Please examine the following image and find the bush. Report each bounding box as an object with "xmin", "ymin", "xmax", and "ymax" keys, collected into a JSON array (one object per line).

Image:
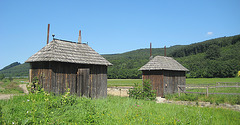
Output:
[{"xmin": 128, "ymin": 80, "xmax": 156, "ymax": 100}]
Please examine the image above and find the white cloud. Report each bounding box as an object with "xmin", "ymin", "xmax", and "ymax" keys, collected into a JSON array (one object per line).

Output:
[{"xmin": 207, "ymin": 32, "xmax": 213, "ymax": 35}]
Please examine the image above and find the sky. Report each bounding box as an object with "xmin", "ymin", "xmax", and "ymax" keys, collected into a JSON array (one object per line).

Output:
[{"xmin": 0, "ymin": 0, "xmax": 240, "ymax": 69}]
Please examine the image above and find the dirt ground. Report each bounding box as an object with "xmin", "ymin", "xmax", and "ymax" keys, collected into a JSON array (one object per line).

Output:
[{"xmin": 107, "ymin": 87, "xmax": 133, "ymax": 97}]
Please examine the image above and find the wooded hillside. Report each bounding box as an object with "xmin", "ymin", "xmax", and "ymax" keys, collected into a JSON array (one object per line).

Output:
[
  {"xmin": 173, "ymin": 35, "xmax": 240, "ymax": 78},
  {"xmin": 1, "ymin": 34, "xmax": 239, "ymax": 78}
]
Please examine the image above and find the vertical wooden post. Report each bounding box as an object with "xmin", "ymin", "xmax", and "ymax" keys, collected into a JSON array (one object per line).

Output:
[
  {"xmin": 206, "ymin": 85, "xmax": 209, "ymax": 97},
  {"xmin": 164, "ymin": 46, "xmax": 166, "ymax": 56},
  {"xmin": 47, "ymin": 24, "xmax": 50, "ymax": 44},
  {"xmin": 150, "ymin": 42, "xmax": 152, "ymax": 57}
]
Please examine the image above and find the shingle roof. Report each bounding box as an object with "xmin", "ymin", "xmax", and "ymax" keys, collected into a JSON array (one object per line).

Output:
[
  {"xmin": 139, "ymin": 56, "xmax": 189, "ymax": 71},
  {"xmin": 25, "ymin": 39, "xmax": 112, "ymax": 66}
]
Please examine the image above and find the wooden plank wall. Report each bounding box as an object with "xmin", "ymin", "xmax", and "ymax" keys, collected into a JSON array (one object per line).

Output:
[
  {"xmin": 29, "ymin": 61, "xmax": 108, "ymax": 98},
  {"xmin": 163, "ymin": 71, "xmax": 186, "ymax": 95},
  {"xmin": 142, "ymin": 70, "xmax": 186, "ymax": 97},
  {"xmin": 142, "ymin": 70, "xmax": 164, "ymax": 97},
  {"xmin": 89, "ymin": 65, "xmax": 107, "ymax": 98},
  {"xmin": 77, "ymin": 68, "xmax": 90, "ymax": 97}
]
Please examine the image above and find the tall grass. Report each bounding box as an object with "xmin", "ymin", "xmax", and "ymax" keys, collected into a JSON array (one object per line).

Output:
[{"xmin": 1, "ymin": 92, "xmax": 240, "ymax": 124}]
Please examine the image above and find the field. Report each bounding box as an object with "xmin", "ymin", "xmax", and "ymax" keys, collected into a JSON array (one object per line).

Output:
[
  {"xmin": 1, "ymin": 92, "xmax": 240, "ymax": 124},
  {"xmin": 0, "ymin": 78, "xmax": 240, "ymax": 124},
  {"xmin": 0, "ymin": 78, "xmax": 27, "ymax": 94},
  {"xmin": 108, "ymin": 78, "xmax": 240, "ymax": 105},
  {"xmin": 107, "ymin": 79, "xmax": 142, "ymax": 87},
  {"xmin": 108, "ymin": 78, "xmax": 240, "ymax": 86}
]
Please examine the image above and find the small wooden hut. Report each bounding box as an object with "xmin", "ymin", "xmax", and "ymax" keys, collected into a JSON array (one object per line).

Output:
[
  {"xmin": 26, "ymin": 38, "xmax": 112, "ymax": 98},
  {"xmin": 139, "ymin": 56, "xmax": 188, "ymax": 97}
]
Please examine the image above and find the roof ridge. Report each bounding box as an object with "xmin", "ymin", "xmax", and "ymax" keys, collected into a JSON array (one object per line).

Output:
[{"xmin": 53, "ymin": 38, "xmax": 88, "ymax": 45}]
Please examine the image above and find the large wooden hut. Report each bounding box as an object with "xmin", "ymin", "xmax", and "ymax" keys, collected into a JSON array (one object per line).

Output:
[
  {"xmin": 26, "ymin": 38, "xmax": 112, "ymax": 98},
  {"xmin": 139, "ymin": 56, "xmax": 188, "ymax": 97}
]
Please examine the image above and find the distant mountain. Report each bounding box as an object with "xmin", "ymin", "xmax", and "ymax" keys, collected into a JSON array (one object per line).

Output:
[
  {"xmin": 1, "ymin": 34, "xmax": 239, "ymax": 78},
  {"xmin": 0, "ymin": 63, "xmax": 30, "ymax": 77},
  {"xmin": 0, "ymin": 62, "xmax": 21, "ymax": 71}
]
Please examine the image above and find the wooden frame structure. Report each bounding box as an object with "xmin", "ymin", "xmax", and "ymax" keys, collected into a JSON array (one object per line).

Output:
[
  {"xmin": 139, "ymin": 56, "xmax": 188, "ymax": 97},
  {"xmin": 26, "ymin": 39, "xmax": 112, "ymax": 98}
]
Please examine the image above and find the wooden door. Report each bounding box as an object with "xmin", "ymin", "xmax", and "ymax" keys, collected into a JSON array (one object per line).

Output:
[{"xmin": 77, "ymin": 68, "xmax": 90, "ymax": 97}]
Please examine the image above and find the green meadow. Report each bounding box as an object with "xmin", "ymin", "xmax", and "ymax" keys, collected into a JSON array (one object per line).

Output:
[
  {"xmin": 107, "ymin": 78, "xmax": 240, "ymax": 86},
  {"xmin": 0, "ymin": 78, "xmax": 239, "ymax": 124},
  {"xmin": 1, "ymin": 92, "xmax": 240, "ymax": 124}
]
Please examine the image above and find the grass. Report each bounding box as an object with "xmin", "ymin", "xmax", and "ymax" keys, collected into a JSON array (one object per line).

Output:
[
  {"xmin": 107, "ymin": 79, "xmax": 142, "ymax": 87},
  {"xmin": 186, "ymin": 77, "xmax": 240, "ymax": 84},
  {"xmin": 107, "ymin": 77, "xmax": 240, "ymax": 87},
  {"xmin": 108, "ymin": 78, "xmax": 240, "ymax": 105},
  {"xmin": 1, "ymin": 92, "xmax": 240, "ymax": 124},
  {"xmin": 0, "ymin": 78, "xmax": 27, "ymax": 94}
]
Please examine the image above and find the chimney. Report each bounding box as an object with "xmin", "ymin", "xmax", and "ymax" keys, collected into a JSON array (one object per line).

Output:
[
  {"xmin": 78, "ymin": 30, "xmax": 82, "ymax": 43},
  {"xmin": 150, "ymin": 42, "xmax": 152, "ymax": 57},
  {"xmin": 47, "ymin": 24, "xmax": 50, "ymax": 44},
  {"xmin": 164, "ymin": 46, "xmax": 166, "ymax": 56},
  {"xmin": 149, "ymin": 42, "xmax": 153, "ymax": 60}
]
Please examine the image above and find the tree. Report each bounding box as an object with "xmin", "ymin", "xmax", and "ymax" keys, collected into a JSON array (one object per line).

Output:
[
  {"xmin": 205, "ymin": 45, "xmax": 220, "ymax": 60},
  {"xmin": 0, "ymin": 74, "xmax": 5, "ymax": 81}
]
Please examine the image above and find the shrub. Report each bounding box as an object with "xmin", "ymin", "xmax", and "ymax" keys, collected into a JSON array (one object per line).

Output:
[{"xmin": 128, "ymin": 80, "xmax": 156, "ymax": 100}]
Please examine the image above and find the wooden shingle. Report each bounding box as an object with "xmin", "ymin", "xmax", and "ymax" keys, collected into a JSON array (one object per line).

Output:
[
  {"xmin": 26, "ymin": 39, "xmax": 112, "ymax": 66},
  {"xmin": 139, "ymin": 56, "xmax": 188, "ymax": 71}
]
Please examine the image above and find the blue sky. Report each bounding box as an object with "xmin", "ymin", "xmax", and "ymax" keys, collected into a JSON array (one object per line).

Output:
[{"xmin": 0, "ymin": 0, "xmax": 239, "ymax": 69}]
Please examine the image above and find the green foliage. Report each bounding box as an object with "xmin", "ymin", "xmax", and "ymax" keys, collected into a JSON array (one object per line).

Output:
[
  {"xmin": 0, "ymin": 63, "xmax": 30, "ymax": 77},
  {"xmin": 104, "ymin": 45, "xmax": 185, "ymax": 79},
  {"xmin": 128, "ymin": 80, "xmax": 156, "ymax": 100},
  {"xmin": 1, "ymin": 34, "xmax": 240, "ymax": 79},
  {"xmin": 1, "ymin": 94, "xmax": 240, "ymax": 124},
  {"xmin": 205, "ymin": 44, "xmax": 220, "ymax": 60},
  {"xmin": 0, "ymin": 74, "xmax": 4, "ymax": 81},
  {"xmin": 173, "ymin": 35, "xmax": 240, "ymax": 78}
]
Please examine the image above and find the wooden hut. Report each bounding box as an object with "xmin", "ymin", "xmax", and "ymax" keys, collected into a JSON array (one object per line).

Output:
[
  {"xmin": 25, "ymin": 38, "xmax": 112, "ymax": 98},
  {"xmin": 139, "ymin": 56, "xmax": 188, "ymax": 97}
]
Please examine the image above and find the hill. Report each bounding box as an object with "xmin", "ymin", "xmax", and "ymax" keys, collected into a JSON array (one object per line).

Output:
[
  {"xmin": 1, "ymin": 34, "xmax": 240, "ymax": 78},
  {"xmin": 103, "ymin": 45, "xmax": 185, "ymax": 78},
  {"xmin": 0, "ymin": 63, "xmax": 30, "ymax": 77},
  {"xmin": 171, "ymin": 34, "xmax": 240, "ymax": 78},
  {"xmin": 0, "ymin": 62, "xmax": 21, "ymax": 71}
]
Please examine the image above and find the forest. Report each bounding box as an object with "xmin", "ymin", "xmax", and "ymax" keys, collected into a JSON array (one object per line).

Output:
[{"xmin": 0, "ymin": 34, "xmax": 239, "ymax": 78}]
